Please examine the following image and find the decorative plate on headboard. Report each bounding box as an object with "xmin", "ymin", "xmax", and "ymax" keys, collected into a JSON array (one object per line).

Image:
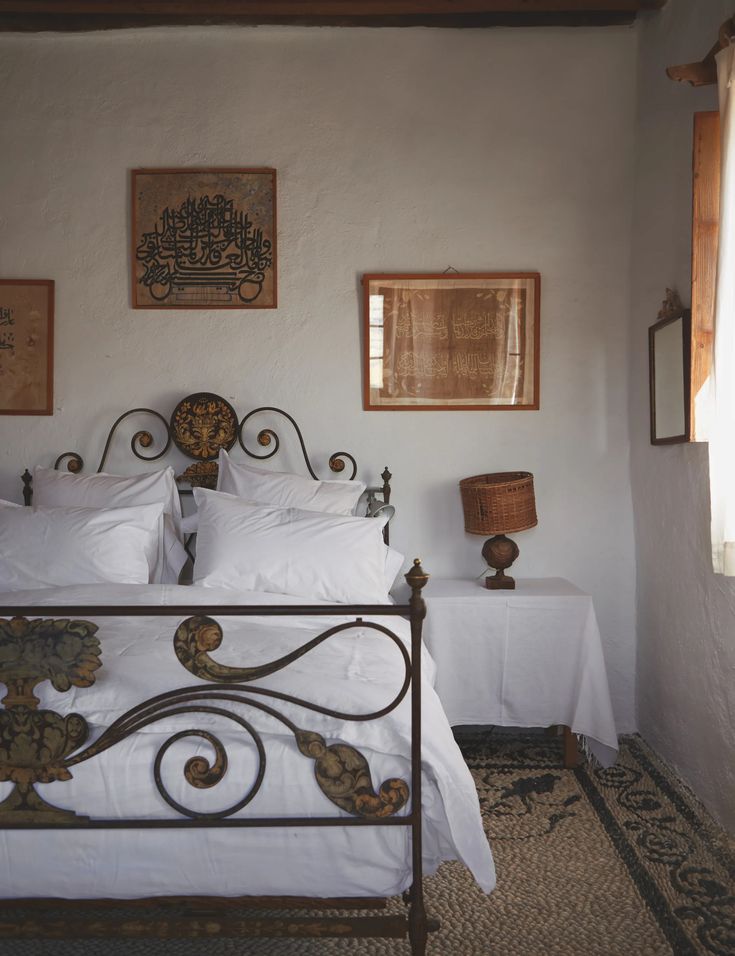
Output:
[
  {"xmin": 171, "ymin": 392, "xmax": 238, "ymax": 489},
  {"xmin": 170, "ymin": 392, "xmax": 238, "ymax": 461}
]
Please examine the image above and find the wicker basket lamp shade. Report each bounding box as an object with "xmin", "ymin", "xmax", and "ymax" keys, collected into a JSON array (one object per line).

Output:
[{"xmin": 459, "ymin": 473, "xmax": 537, "ymax": 590}]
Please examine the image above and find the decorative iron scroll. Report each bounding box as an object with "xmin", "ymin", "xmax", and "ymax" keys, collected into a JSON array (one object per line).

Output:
[
  {"xmin": 238, "ymin": 406, "xmax": 358, "ymax": 481},
  {"xmin": 0, "ymin": 566, "xmax": 428, "ymax": 825},
  {"xmin": 172, "ymin": 614, "xmax": 410, "ymax": 704},
  {"xmin": 97, "ymin": 408, "xmax": 172, "ymax": 472},
  {"xmin": 295, "ymin": 730, "xmax": 409, "ymax": 817}
]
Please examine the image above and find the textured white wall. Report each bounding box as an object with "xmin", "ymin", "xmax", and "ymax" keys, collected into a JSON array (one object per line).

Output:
[
  {"xmin": 631, "ymin": 0, "xmax": 735, "ymax": 831},
  {"xmin": 0, "ymin": 25, "xmax": 638, "ymax": 730}
]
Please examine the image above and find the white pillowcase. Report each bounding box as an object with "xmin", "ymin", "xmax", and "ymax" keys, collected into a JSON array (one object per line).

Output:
[
  {"xmin": 32, "ymin": 466, "xmax": 187, "ymax": 584},
  {"xmin": 384, "ymin": 546, "xmax": 405, "ymax": 592},
  {"xmin": 193, "ymin": 488, "xmax": 391, "ymax": 604},
  {"xmin": 216, "ymin": 449, "xmax": 366, "ymax": 516},
  {"xmin": 0, "ymin": 500, "xmax": 165, "ymax": 590}
]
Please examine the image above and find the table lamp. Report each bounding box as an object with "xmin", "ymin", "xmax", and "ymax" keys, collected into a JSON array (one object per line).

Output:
[{"xmin": 459, "ymin": 472, "xmax": 537, "ymax": 590}]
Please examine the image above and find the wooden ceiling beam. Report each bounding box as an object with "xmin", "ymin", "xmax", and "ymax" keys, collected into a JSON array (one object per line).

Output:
[
  {"xmin": 666, "ymin": 16, "xmax": 734, "ymax": 87},
  {"xmin": 0, "ymin": 0, "xmax": 668, "ymax": 31}
]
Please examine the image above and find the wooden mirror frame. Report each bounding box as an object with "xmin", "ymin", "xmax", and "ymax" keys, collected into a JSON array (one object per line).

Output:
[{"xmin": 649, "ymin": 295, "xmax": 692, "ymax": 445}]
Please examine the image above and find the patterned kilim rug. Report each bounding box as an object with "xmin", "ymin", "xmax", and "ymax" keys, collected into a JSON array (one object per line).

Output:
[{"xmin": 1, "ymin": 733, "xmax": 733, "ymax": 956}]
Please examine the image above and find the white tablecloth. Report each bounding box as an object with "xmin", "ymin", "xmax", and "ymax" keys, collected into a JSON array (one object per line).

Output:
[{"xmin": 423, "ymin": 578, "xmax": 618, "ymax": 766}]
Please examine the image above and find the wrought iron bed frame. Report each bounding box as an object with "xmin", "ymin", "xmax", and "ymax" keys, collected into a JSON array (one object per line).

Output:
[{"xmin": 0, "ymin": 394, "xmax": 437, "ymax": 952}]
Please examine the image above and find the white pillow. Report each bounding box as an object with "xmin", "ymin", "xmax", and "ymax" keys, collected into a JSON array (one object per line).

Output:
[
  {"xmin": 216, "ymin": 449, "xmax": 366, "ymax": 516},
  {"xmin": 0, "ymin": 500, "xmax": 165, "ymax": 590},
  {"xmin": 32, "ymin": 466, "xmax": 186, "ymax": 584},
  {"xmin": 385, "ymin": 546, "xmax": 405, "ymax": 592},
  {"xmin": 183, "ymin": 504, "xmax": 403, "ymax": 591},
  {"xmin": 193, "ymin": 488, "xmax": 391, "ymax": 604}
]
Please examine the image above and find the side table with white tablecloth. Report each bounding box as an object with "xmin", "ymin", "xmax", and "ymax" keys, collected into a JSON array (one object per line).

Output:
[{"xmin": 422, "ymin": 578, "xmax": 618, "ymax": 767}]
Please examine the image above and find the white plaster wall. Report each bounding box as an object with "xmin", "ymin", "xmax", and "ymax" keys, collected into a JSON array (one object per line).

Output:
[
  {"xmin": 631, "ymin": 0, "xmax": 735, "ymax": 831},
  {"xmin": 0, "ymin": 25, "xmax": 638, "ymax": 731}
]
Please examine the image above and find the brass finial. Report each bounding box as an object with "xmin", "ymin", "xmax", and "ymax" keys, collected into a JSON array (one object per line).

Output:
[{"xmin": 405, "ymin": 559, "xmax": 429, "ymax": 591}]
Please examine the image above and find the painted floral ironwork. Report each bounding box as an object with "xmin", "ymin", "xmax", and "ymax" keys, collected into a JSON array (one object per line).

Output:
[
  {"xmin": 0, "ymin": 578, "xmax": 422, "ymax": 825},
  {"xmin": 171, "ymin": 392, "xmax": 238, "ymax": 460},
  {"xmin": 0, "ymin": 616, "xmax": 100, "ymax": 708},
  {"xmin": 0, "ymin": 617, "xmax": 100, "ymax": 822}
]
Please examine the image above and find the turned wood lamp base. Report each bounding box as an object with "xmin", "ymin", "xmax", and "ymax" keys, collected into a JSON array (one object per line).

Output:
[{"xmin": 481, "ymin": 534, "xmax": 520, "ymax": 590}]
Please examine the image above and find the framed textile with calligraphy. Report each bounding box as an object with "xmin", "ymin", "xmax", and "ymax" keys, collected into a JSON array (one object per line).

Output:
[
  {"xmin": 362, "ymin": 273, "xmax": 540, "ymax": 410},
  {"xmin": 0, "ymin": 279, "xmax": 53, "ymax": 415},
  {"xmin": 132, "ymin": 168, "xmax": 276, "ymax": 309}
]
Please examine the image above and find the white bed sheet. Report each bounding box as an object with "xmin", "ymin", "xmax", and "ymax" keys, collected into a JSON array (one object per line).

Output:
[{"xmin": 0, "ymin": 583, "xmax": 496, "ymax": 900}]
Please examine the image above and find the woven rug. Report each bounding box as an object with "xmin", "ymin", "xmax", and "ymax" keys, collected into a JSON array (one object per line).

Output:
[{"xmin": 2, "ymin": 733, "xmax": 733, "ymax": 956}]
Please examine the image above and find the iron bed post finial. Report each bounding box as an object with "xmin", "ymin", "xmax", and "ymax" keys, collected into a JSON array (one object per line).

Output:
[
  {"xmin": 382, "ymin": 466, "xmax": 392, "ymax": 504},
  {"xmin": 406, "ymin": 559, "xmax": 428, "ymax": 619},
  {"xmin": 381, "ymin": 467, "xmax": 393, "ymax": 545}
]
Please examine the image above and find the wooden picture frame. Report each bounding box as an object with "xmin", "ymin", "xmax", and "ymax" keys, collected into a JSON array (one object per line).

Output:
[
  {"xmin": 132, "ymin": 168, "xmax": 277, "ymax": 309},
  {"xmin": 0, "ymin": 279, "xmax": 53, "ymax": 415},
  {"xmin": 362, "ymin": 272, "xmax": 540, "ymax": 411},
  {"xmin": 649, "ymin": 295, "xmax": 692, "ymax": 445}
]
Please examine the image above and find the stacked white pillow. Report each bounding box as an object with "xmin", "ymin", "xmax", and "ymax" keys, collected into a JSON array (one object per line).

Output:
[
  {"xmin": 193, "ymin": 489, "xmax": 394, "ymax": 604},
  {"xmin": 217, "ymin": 450, "xmax": 366, "ymax": 515},
  {"xmin": 31, "ymin": 466, "xmax": 187, "ymax": 584},
  {"xmin": 0, "ymin": 499, "xmax": 165, "ymax": 590},
  {"xmin": 188, "ymin": 452, "xmax": 404, "ymax": 604}
]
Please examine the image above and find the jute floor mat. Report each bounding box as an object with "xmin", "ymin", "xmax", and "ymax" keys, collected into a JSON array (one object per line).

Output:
[{"xmin": 2, "ymin": 733, "xmax": 733, "ymax": 956}]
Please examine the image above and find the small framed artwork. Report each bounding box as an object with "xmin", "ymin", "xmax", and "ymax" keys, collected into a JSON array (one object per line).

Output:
[
  {"xmin": 132, "ymin": 168, "xmax": 277, "ymax": 309},
  {"xmin": 0, "ymin": 279, "xmax": 53, "ymax": 415},
  {"xmin": 362, "ymin": 272, "xmax": 540, "ymax": 410},
  {"xmin": 649, "ymin": 289, "xmax": 691, "ymax": 445}
]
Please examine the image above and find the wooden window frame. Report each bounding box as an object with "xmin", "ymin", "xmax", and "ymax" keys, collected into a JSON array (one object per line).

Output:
[{"xmin": 690, "ymin": 110, "xmax": 720, "ymax": 439}]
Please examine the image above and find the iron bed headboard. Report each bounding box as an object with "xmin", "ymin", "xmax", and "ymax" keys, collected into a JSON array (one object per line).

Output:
[{"xmin": 20, "ymin": 390, "xmax": 394, "ymax": 541}]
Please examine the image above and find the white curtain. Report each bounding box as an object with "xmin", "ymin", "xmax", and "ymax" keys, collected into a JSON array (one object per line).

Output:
[{"xmin": 709, "ymin": 45, "xmax": 735, "ymax": 574}]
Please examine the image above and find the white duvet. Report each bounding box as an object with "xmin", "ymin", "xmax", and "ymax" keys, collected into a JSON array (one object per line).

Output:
[{"xmin": 0, "ymin": 583, "xmax": 496, "ymax": 900}]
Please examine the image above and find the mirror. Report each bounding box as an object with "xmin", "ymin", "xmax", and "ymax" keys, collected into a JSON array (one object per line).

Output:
[{"xmin": 649, "ymin": 294, "xmax": 691, "ymax": 444}]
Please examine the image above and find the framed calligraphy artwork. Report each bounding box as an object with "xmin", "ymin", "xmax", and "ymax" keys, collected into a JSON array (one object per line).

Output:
[
  {"xmin": 0, "ymin": 279, "xmax": 53, "ymax": 415},
  {"xmin": 362, "ymin": 273, "xmax": 540, "ymax": 411},
  {"xmin": 132, "ymin": 168, "xmax": 276, "ymax": 309}
]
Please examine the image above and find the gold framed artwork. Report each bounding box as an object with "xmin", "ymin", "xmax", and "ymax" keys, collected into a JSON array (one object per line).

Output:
[
  {"xmin": 0, "ymin": 279, "xmax": 53, "ymax": 415},
  {"xmin": 362, "ymin": 272, "xmax": 540, "ymax": 411},
  {"xmin": 132, "ymin": 168, "xmax": 277, "ymax": 309}
]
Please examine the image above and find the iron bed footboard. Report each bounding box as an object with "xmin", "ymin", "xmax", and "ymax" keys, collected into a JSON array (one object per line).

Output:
[{"xmin": 0, "ymin": 560, "xmax": 435, "ymax": 953}]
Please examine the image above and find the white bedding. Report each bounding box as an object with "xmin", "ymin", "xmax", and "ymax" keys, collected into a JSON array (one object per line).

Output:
[{"xmin": 0, "ymin": 583, "xmax": 496, "ymax": 900}]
